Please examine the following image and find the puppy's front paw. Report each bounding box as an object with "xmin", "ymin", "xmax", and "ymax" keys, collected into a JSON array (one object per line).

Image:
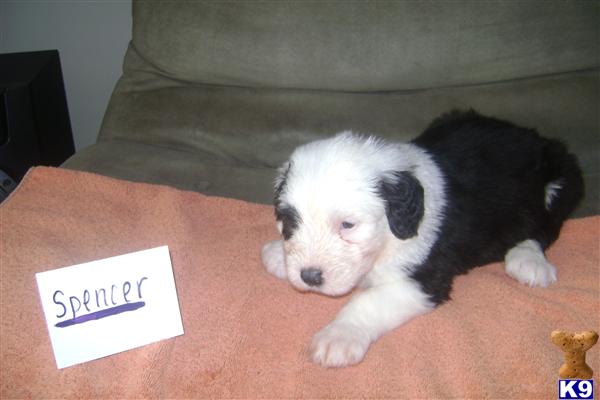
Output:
[
  {"xmin": 310, "ymin": 323, "xmax": 371, "ymax": 368},
  {"xmin": 261, "ymin": 240, "xmax": 287, "ymax": 279}
]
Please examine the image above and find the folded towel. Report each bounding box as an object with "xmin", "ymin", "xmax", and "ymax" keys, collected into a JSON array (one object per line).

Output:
[{"xmin": 1, "ymin": 167, "xmax": 598, "ymax": 398}]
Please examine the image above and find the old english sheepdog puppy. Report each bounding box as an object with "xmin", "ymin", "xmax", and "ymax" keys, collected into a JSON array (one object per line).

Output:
[{"xmin": 261, "ymin": 110, "xmax": 583, "ymax": 368}]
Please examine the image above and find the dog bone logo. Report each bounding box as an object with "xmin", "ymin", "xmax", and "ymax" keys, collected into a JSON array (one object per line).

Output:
[{"xmin": 551, "ymin": 330, "xmax": 598, "ymax": 379}]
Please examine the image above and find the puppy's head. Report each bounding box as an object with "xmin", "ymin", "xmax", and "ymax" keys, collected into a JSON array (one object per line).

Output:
[{"xmin": 273, "ymin": 132, "xmax": 424, "ymax": 296}]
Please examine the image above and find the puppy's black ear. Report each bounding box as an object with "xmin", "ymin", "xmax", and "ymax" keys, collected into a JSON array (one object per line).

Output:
[{"xmin": 379, "ymin": 171, "xmax": 424, "ymax": 239}]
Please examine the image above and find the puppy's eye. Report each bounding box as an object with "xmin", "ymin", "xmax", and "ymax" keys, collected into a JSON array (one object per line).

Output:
[{"xmin": 341, "ymin": 221, "xmax": 355, "ymax": 230}]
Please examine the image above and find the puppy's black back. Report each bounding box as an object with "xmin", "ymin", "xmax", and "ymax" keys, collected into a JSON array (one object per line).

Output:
[{"xmin": 410, "ymin": 110, "xmax": 583, "ymax": 304}]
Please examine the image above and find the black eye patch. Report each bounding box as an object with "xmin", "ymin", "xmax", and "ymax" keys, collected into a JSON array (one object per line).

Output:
[{"xmin": 275, "ymin": 205, "xmax": 301, "ymax": 241}]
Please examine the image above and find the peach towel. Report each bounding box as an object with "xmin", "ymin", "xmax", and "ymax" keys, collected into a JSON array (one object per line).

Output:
[{"xmin": 1, "ymin": 167, "xmax": 598, "ymax": 398}]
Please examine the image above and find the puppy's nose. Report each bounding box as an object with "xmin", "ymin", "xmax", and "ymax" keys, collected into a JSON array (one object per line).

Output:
[{"xmin": 301, "ymin": 267, "xmax": 323, "ymax": 287}]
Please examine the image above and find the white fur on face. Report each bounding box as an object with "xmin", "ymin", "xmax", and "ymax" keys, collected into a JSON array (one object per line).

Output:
[
  {"xmin": 274, "ymin": 132, "xmax": 445, "ymax": 297},
  {"xmin": 276, "ymin": 133, "xmax": 393, "ymax": 296}
]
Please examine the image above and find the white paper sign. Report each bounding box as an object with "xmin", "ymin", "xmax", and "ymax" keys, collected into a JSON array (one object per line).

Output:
[{"xmin": 35, "ymin": 246, "xmax": 184, "ymax": 369}]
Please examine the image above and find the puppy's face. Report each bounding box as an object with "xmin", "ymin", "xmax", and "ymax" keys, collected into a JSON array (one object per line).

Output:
[
  {"xmin": 273, "ymin": 133, "xmax": 424, "ymax": 296},
  {"xmin": 275, "ymin": 161, "xmax": 388, "ymax": 297}
]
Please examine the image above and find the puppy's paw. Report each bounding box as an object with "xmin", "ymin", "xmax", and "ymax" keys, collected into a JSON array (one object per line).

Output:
[
  {"xmin": 261, "ymin": 240, "xmax": 287, "ymax": 279},
  {"xmin": 505, "ymin": 240, "xmax": 557, "ymax": 287},
  {"xmin": 310, "ymin": 322, "xmax": 371, "ymax": 368}
]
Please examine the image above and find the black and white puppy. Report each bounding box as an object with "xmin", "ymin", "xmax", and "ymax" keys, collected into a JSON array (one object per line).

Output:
[{"xmin": 261, "ymin": 110, "xmax": 584, "ymax": 368}]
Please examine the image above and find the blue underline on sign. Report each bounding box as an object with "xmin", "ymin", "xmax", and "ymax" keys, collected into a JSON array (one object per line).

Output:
[{"xmin": 54, "ymin": 301, "xmax": 146, "ymax": 328}]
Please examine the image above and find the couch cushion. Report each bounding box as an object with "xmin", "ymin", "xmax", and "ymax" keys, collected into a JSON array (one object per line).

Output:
[
  {"xmin": 103, "ymin": 51, "xmax": 600, "ymax": 171},
  {"xmin": 131, "ymin": 1, "xmax": 598, "ymax": 91}
]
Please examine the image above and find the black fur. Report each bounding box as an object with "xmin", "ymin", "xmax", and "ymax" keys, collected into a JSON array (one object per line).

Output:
[
  {"xmin": 274, "ymin": 162, "xmax": 301, "ymax": 241},
  {"xmin": 379, "ymin": 171, "xmax": 424, "ymax": 239},
  {"xmin": 274, "ymin": 162, "xmax": 291, "ymax": 203},
  {"xmin": 408, "ymin": 110, "xmax": 584, "ymax": 305},
  {"xmin": 275, "ymin": 205, "xmax": 300, "ymax": 241}
]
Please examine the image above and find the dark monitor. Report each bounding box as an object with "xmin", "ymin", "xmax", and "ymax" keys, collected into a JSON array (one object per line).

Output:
[{"xmin": 0, "ymin": 50, "xmax": 75, "ymax": 187}]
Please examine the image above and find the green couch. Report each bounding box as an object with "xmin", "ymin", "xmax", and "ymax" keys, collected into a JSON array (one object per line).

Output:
[{"xmin": 63, "ymin": 1, "xmax": 599, "ymax": 216}]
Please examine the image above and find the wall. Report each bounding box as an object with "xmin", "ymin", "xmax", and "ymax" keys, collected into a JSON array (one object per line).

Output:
[{"xmin": 0, "ymin": 0, "xmax": 132, "ymax": 151}]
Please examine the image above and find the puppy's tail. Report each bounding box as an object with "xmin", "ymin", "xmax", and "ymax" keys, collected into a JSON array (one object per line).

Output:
[{"xmin": 538, "ymin": 138, "xmax": 584, "ymax": 246}]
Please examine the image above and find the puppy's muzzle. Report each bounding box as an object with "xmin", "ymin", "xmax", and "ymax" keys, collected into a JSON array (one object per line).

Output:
[{"xmin": 301, "ymin": 267, "xmax": 323, "ymax": 287}]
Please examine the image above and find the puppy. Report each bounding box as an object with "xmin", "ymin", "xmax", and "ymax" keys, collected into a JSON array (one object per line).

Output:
[{"xmin": 261, "ymin": 110, "xmax": 583, "ymax": 368}]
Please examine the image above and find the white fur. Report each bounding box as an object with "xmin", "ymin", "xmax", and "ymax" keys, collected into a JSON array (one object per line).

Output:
[
  {"xmin": 545, "ymin": 180, "xmax": 563, "ymax": 210},
  {"xmin": 505, "ymin": 239, "xmax": 557, "ymax": 287},
  {"xmin": 261, "ymin": 240, "xmax": 287, "ymax": 280}
]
